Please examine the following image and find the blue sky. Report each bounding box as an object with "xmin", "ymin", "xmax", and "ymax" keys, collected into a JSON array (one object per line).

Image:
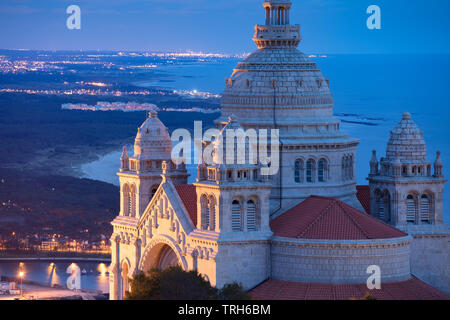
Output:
[{"xmin": 0, "ymin": 0, "xmax": 449, "ymax": 54}]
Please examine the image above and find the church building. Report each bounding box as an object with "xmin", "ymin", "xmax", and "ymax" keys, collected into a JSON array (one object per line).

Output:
[{"xmin": 109, "ymin": 0, "xmax": 449, "ymax": 300}]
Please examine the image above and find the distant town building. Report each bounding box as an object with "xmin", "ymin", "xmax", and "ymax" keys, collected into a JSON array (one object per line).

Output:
[{"xmin": 40, "ymin": 240, "xmax": 59, "ymax": 251}]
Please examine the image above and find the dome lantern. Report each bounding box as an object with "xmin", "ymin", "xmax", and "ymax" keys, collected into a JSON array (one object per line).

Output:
[{"xmin": 254, "ymin": 0, "xmax": 301, "ymax": 49}]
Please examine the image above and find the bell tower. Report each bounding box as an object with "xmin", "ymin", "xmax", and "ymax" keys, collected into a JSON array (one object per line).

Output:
[
  {"xmin": 368, "ymin": 112, "xmax": 449, "ymax": 293},
  {"xmin": 118, "ymin": 112, "xmax": 189, "ymax": 219},
  {"xmin": 368, "ymin": 112, "xmax": 446, "ymax": 227},
  {"xmin": 194, "ymin": 116, "xmax": 273, "ymax": 288}
]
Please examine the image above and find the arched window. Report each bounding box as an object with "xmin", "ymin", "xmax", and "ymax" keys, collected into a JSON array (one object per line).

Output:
[
  {"xmin": 406, "ymin": 195, "xmax": 416, "ymax": 223},
  {"xmin": 342, "ymin": 156, "xmax": 350, "ymax": 180},
  {"xmin": 231, "ymin": 200, "xmax": 242, "ymax": 231},
  {"xmin": 208, "ymin": 196, "xmax": 216, "ymax": 231},
  {"xmin": 129, "ymin": 184, "xmax": 136, "ymax": 218},
  {"xmin": 375, "ymin": 190, "xmax": 385, "ymax": 221},
  {"xmin": 348, "ymin": 155, "xmax": 353, "ymax": 179},
  {"xmin": 306, "ymin": 159, "xmax": 315, "ymax": 183},
  {"xmin": 122, "ymin": 184, "xmax": 130, "ymax": 216},
  {"xmin": 200, "ymin": 195, "xmax": 209, "ymax": 230},
  {"xmin": 294, "ymin": 159, "xmax": 304, "ymax": 183},
  {"xmin": 383, "ymin": 191, "xmax": 391, "ymax": 223},
  {"xmin": 420, "ymin": 194, "xmax": 431, "ymax": 223},
  {"xmin": 247, "ymin": 200, "xmax": 257, "ymax": 231},
  {"xmin": 318, "ymin": 158, "xmax": 327, "ymax": 182}
]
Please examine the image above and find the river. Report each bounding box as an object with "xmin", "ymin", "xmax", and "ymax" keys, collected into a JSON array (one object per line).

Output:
[{"xmin": 0, "ymin": 260, "xmax": 109, "ymax": 293}]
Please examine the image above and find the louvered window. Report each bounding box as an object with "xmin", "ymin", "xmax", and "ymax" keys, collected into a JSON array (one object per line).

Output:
[
  {"xmin": 209, "ymin": 196, "xmax": 216, "ymax": 230},
  {"xmin": 231, "ymin": 200, "xmax": 242, "ymax": 231},
  {"xmin": 123, "ymin": 184, "xmax": 130, "ymax": 216},
  {"xmin": 377, "ymin": 197, "xmax": 385, "ymax": 221},
  {"xmin": 247, "ymin": 200, "xmax": 257, "ymax": 231},
  {"xmin": 406, "ymin": 195, "xmax": 416, "ymax": 223},
  {"xmin": 201, "ymin": 195, "xmax": 209, "ymax": 230},
  {"xmin": 420, "ymin": 194, "xmax": 430, "ymax": 223}
]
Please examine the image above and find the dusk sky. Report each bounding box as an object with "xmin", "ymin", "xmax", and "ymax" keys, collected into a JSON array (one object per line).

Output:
[{"xmin": 0, "ymin": 0, "xmax": 449, "ymax": 54}]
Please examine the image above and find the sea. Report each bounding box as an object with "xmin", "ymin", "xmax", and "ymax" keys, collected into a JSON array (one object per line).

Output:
[{"xmin": 81, "ymin": 53, "xmax": 450, "ymax": 225}]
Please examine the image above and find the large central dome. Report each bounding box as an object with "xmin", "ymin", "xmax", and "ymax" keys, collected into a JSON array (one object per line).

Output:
[
  {"xmin": 219, "ymin": 49, "xmax": 345, "ymax": 142},
  {"xmin": 216, "ymin": 0, "xmax": 362, "ymax": 215}
]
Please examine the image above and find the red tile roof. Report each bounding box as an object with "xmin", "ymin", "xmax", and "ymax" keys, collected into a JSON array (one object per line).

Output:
[
  {"xmin": 175, "ymin": 184, "xmax": 197, "ymax": 226},
  {"xmin": 270, "ymin": 195, "xmax": 407, "ymax": 240},
  {"xmin": 356, "ymin": 185, "xmax": 371, "ymax": 214},
  {"xmin": 249, "ymin": 277, "xmax": 450, "ymax": 300}
]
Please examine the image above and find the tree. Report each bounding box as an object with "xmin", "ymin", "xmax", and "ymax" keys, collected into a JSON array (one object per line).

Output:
[
  {"xmin": 217, "ymin": 282, "xmax": 251, "ymax": 300},
  {"xmin": 126, "ymin": 266, "xmax": 217, "ymax": 300},
  {"xmin": 125, "ymin": 266, "xmax": 251, "ymax": 300}
]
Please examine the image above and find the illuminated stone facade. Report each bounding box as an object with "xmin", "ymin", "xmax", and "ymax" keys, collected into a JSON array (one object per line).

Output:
[
  {"xmin": 108, "ymin": 0, "xmax": 449, "ymax": 299},
  {"xmin": 368, "ymin": 112, "xmax": 449, "ymax": 293}
]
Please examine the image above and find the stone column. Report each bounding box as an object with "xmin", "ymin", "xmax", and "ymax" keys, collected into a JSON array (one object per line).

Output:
[
  {"xmin": 277, "ymin": 7, "xmax": 281, "ymax": 25},
  {"xmin": 109, "ymin": 236, "xmax": 120, "ymax": 300}
]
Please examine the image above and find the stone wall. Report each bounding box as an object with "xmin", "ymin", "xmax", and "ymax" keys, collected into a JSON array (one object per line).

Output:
[
  {"xmin": 409, "ymin": 233, "xmax": 450, "ymax": 293},
  {"xmin": 215, "ymin": 240, "xmax": 271, "ymax": 289},
  {"xmin": 271, "ymin": 236, "xmax": 412, "ymax": 284}
]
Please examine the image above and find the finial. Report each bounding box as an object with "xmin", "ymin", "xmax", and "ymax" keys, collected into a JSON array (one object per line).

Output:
[
  {"xmin": 435, "ymin": 151, "xmax": 443, "ymax": 164},
  {"xmin": 121, "ymin": 145, "xmax": 129, "ymax": 158},
  {"xmin": 402, "ymin": 112, "xmax": 411, "ymax": 120},
  {"xmin": 370, "ymin": 150, "xmax": 378, "ymax": 162},
  {"xmin": 149, "ymin": 111, "xmax": 158, "ymax": 118}
]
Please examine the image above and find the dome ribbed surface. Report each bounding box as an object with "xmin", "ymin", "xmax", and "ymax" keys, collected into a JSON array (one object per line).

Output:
[
  {"xmin": 133, "ymin": 112, "xmax": 172, "ymax": 160},
  {"xmin": 386, "ymin": 112, "xmax": 426, "ymax": 161}
]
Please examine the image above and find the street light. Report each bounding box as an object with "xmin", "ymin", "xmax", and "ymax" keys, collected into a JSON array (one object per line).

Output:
[{"xmin": 18, "ymin": 271, "xmax": 24, "ymax": 297}]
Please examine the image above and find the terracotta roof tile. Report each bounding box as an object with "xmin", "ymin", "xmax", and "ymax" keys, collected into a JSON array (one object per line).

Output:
[
  {"xmin": 249, "ymin": 277, "xmax": 450, "ymax": 300},
  {"xmin": 174, "ymin": 184, "xmax": 197, "ymax": 226},
  {"xmin": 270, "ymin": 195, "xmax": 407, "ymax": 240},
  {"xmin": 356, "ymin": 185, "xmax": 371, "ymax": 214}
]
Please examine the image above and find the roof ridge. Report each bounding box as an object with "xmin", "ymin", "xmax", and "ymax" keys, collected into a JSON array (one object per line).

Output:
[
  {"xmin": 340, "ymin": 197, "xmax": 408, "ymax": 236},
  {"xmin": 296, "ymin": 198, "xmax": 336, "ymax": 238},
  {"xmin": 335, "ymin": 200, "xmax": 371, "ymax": 239}
]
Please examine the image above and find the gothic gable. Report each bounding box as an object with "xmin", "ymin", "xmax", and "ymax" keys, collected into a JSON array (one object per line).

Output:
[{"xmin": 137, "ymin": 178, "xmax": 196, "ymax": 253}]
